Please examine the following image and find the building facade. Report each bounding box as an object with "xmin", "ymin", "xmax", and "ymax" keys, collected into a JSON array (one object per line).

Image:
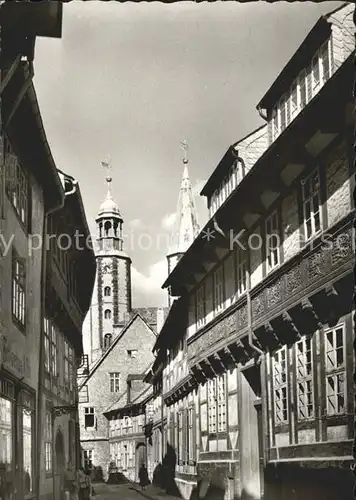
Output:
[
  {"xmin": 1, "ymin": 5, "xmax": 96, "ymax": 500},
  {"xmin": 104, "ymin": 378, "xmax": 153, "ymax": 483},
  {"xmin": 78, "ymin": 176, "xmax": 166, "ymax": 478},
  {"xmin": 39, "ymin": 171, "xmax": 95, "ymax": 500},
  {"xmin": 148, "ymin": 4, "xmax": 355, "ymax": 500}
]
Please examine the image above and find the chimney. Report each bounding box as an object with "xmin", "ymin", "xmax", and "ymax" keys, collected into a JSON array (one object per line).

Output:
[{"xmin": 156, "ymin": 308, "xmax": 165, "ymax": 334}]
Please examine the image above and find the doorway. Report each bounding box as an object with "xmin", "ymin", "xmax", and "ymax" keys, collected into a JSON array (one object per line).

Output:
[
  {"xmin": 55, "ymin": 430, "xmax": 65, "ymax": 500},
  {"xmin": 239, "ymin": 364, "xmax": 264, "ymax": 500}
]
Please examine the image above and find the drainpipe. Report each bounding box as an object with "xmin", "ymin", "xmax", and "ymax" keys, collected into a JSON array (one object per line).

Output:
[
  {"xmin": 36, "ymin": 196, "xmax": 65, "ymax": 500},
  {"xmin": 246, "ymin": 261, "xmax": 264, "ymax": 359}
]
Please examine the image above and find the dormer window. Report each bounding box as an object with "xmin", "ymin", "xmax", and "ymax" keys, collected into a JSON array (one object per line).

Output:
[{"xmin": 270, "ymin": 38, "xmax": 332, "ymax": 143}]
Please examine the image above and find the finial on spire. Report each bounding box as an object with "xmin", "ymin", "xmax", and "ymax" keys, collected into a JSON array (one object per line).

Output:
[
  {"xmin": 101, "ymin": 155, "xmax": 112, "ymax": 192},
  {"xmin": 180, "ymin": 140, "xmax": 189, "ymax": 165}
]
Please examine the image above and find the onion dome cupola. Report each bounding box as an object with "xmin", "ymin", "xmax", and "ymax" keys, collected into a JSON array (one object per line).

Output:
[{"xmin": 96, "ymin": 161, "xmax": 124, "ymax": 252}]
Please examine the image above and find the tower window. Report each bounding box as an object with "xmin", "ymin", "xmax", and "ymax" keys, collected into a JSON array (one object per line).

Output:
[
  {"xmin": 104, "ymin": 309, "xmax": 111, "ymax": 320},
  {"xmin": 104, "ymin": 286, "xmax": 111, "ymax": 297},
  {"xmin": 104, "ymin": 334, "xmax": 112, "ymax": 349},
  {"xmin": 104, "ymin": 221, "xmax": 112, "ymax": 236}
]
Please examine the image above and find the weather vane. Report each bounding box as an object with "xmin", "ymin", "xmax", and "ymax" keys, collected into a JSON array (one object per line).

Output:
[
  {"xmin": 180, "ymin": 140, "xmax": 189, "ymax": 165},
  {"xmin": 101, "ymin": 155, "xmax": 112, "ymax": 188}
]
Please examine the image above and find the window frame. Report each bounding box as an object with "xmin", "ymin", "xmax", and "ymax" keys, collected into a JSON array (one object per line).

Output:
[
  {"xmin": 12, "ymin": 248, "xmax": 26, "ymax": 330},
  {"xmin": 110, "ymin": 372, "xmax": 120, "ymax": 393},
  {"xmin": 84, "ymin": 407, "xmax": 95, "ymax": 429},
  {"xmin": 265, "ymin": 209, "xmax": 280, "ymax": 273},
  {"xmin": 301, "ymin": 168, "xmax": 322, "ymax": 241},
  {"xmin": 295, "ymin": 337, "xmax": 314, "ymax": 421},
  {"xmin": 213, "ymin": 266, "xmax": 224, "ymax": 314},
  {"xmin": 324, "ymin": 324, "xmax": 346, "ymax": 417},
  {"xmin": 272, "ymin": 346, "xmax": 289, "ymax": 425}
]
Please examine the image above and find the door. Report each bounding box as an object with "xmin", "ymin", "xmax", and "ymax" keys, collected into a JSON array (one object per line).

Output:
[
  {"xmin": 239, "ymin": 365, "xmax": 263, "ymax": 500},
  {"xmin": 55, "ymin": 431, "xmax": 65, "ymax": 500}
]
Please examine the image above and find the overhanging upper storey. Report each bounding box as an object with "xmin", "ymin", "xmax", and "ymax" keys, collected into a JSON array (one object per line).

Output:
[
  {"xmin": 163, "ymin": 52, "xmax": 353, "ymax": 297},
  {"xmin": 256, "ymin": 3, "xmax": 354, "ymax": 146}
]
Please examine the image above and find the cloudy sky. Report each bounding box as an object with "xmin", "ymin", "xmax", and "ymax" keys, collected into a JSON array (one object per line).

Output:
[{"xmin": 33, "ymin": 0, "xmax": 343, "ymax": 308}]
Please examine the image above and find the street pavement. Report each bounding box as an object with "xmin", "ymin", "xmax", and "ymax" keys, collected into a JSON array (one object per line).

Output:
[
  {"xmin": 92, "ymin": 482, "xmax": 175, "ymax": 500},
  {"xmin": 92, "ymin": 483, "xmax": 143, "ymax": 500}
]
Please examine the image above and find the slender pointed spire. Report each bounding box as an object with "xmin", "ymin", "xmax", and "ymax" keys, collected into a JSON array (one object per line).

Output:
[{"xmin": 168, "ymin": 140, "xmax": 200, "ymax": 256}]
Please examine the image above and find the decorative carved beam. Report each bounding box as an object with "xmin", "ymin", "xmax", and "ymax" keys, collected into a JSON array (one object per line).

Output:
[
  {"xmin": 226, "ymin": 344, "xmax": 241, "ymax": 365},
  {"xmin": 190, "ymin": 366, "xmax": 205, "ymax": 384},
  {"xmin": 281, "ymin": 311, "xmax": 302, "ymax": 341},
  {"xmin": 208, "ymin": 354, "xmax": 226, "ymax": 375},
  {"xmin": 217, "ymin": 348, "xmax": 236, "ymax": 371},
  {"xmin": 300, "ymin": 298, "xmax": 323, "ymax": 330},
  {"xmin": 200, "ymin": 359, "xmax": 217, "ymax": 379}
]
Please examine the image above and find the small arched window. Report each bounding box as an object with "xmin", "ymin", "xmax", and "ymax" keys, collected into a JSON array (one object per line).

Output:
[
  {"xmin": 104, "ymin": 309, "xmax": 111, "ymax": 320},
  {"xmin": 104, "ymin": 334, "xmax": 112, "ymax": 349},
  {"xmin": 104, "ymin": 286, "xmax": 111, "ymax": 297}
]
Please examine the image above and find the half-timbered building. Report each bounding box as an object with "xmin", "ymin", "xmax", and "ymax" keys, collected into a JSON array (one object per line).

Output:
[{"xmin": 150, "ymin": 4, "xmax": 355, "ymax": 500}]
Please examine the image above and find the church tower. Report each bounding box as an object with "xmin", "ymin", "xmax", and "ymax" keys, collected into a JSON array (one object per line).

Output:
[
  {"xmin": 166, "ymin": 141, "xmax": 200, "ymax": 305},
  {"xmin": 83, "ymin": 161, "xmax": 132, "ymax": 364}
]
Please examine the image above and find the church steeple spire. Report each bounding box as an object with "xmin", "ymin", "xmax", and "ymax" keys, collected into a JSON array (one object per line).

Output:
[{"xmin": 166, "ymin": 141, "xmax": 200, "ymax": 288}]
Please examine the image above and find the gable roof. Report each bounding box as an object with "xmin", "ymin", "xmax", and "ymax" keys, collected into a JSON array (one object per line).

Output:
[{"xmin": 78, "ymin": 312, "xmax": 156, "ymax": 390}]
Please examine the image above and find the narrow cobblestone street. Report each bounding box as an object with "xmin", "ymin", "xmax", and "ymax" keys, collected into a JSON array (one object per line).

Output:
[{"xmin": 92, "ymin": 483, "xmax": 142, "ymax": 500}]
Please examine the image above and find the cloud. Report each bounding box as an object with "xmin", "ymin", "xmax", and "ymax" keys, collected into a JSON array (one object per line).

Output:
[
  {"xmin": 128, "ymin": 218, "xmax": 143, "ymax": 229},
  {"xmin": 161, "ymin": 212, "xmax": 176, "ymax": 231},
  {"xmin": 131, "ymin": 259, "xmax": 168, "ymax": 308},
  {"xmin": 192, "ymin": 178, "xmax": 206, "ymax": 196}
]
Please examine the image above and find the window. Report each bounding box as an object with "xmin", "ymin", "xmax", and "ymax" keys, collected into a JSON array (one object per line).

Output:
[
  {"xmin": 51, "ymin": 324, "xmax": 58, "ymax": 378},
  {"xmin": 296, "ymin": 338, "xmax": 314, "ymax": 420},
  {"xmin": 104, "ymin": 309, "xmax": 111, "ymax": 320},
  {"xmin": 0, "ymin": 397, "xmax": 13, "ymax": 468},
  {"xmin": 110, "ymin": 373, "xmax": 120, "ymax": 393},
  {"xmin": 22, "ymin": 408, "xmax": 33, "ymax": 496},
  {"xmin": 235, "ymin": 247, "xmax": 247, "ymax": 297},
  {"xmin": 265, "ymin": 210, "xmax": 280, "ymax": 272},
  {"xmin": 320, "ymin": 41, "xmax": 330, "ymax": 83},
  {"xmin": 208, "ymin": 380, "xmax": 217, "ymax": 434},
  {"xmin": 178, "ymin": 412, "xmax": 183, "ymax": 463},
  {"xmin": 270, "ymin": 39, "xmax": 331, "ymax": 143},
  {"xmin": 196, "ymin": 286, "xmax": 205, "ymax": 328},
  {"xmin": 273, "ymin": 346, "xmax": 288, "ymax": 424},
  {"xmin": 104, "ymin": 334, "xmax": 112, "ymax": 349},
  {"xmin": 104, "ymin": 286, "xmax": 111, "ymax": 297},
  {"xmin": 302, "ymin": 169, "xmax": 321, "ymax": 240},
  {"xmin": 217, "ymin": 375, "xmax": 226, "ymax": 432},
  {"xmin": 84, "ymin": 407, "xmax": 95, "ymax": 428},
  {"xmin": 45, "ymin": 411, "xmax": 52, "ymax": 472},
  {"xmin": 12, "ymin": 250, "xmax": 26, "ymax": 327},
  {"xmin": 5, "ymin": 140, "xmax": 29, "ymax": 227},
  {"xmin": 64, "ymin": 340, "xmax": 74, "ymax": 391},
  {"xmin": 127, "ymin": 350, "xmax": 137, "ymax": 359},
  {"xmin": 83, "ymin": 450, "xmax": 93, "ymax": 470},
  {"xmin": 325, "ymin": 325, "xmax": 346, "ymax": 416},
  {"xmin": 44, "ymin": 319, "xmax": 51, "ymax": 373},
  {"xmin": 188, "ymin": 408, "xmax": 194, "ymax": 462},
  {"xmin": 213, "ymin": 267, "xmax": 224, "ymax": 313}
]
